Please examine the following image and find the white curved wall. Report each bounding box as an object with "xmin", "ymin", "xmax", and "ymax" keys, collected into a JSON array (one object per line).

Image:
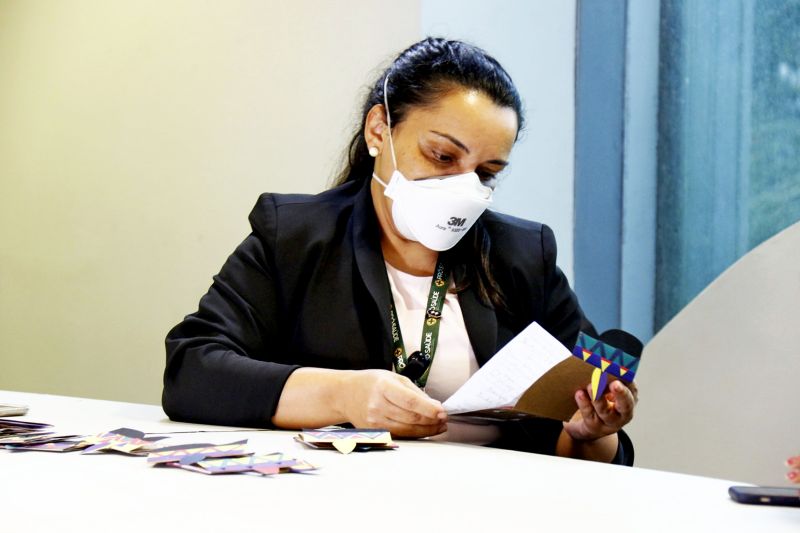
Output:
[{"xmin": 628, "ymin": 220, "xmax": 800, "ymax": 486}]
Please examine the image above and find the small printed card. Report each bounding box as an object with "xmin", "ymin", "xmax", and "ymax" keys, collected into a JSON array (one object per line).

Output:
[
  {"xmin": 178, "ymin": 453, "xmax": 316, "ymax": 476},
  {"xmin": 79, "ymin": 428, "xmax": 166, "ymax": 456},
  {"xmin": 147, "ymin": 440, "xmax": 317, "ymax": 476},
  {"xmin": 295, "ymin": 428, "xmax": 397, "ymax": 454}
]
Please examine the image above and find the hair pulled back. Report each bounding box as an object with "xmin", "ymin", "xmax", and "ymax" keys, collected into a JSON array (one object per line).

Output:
[
  {"xmin": 335, "ymin": 37, "xmax": 523, "ymax": 312},
  {"xmin": 335, "ymin": 37, "xmax": 524, "ymax": 186}
]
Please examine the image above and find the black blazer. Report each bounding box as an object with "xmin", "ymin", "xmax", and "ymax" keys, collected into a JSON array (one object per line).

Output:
[{"xmin": 163, "ymin": 179, "xmax": 584, "ymax": 429}]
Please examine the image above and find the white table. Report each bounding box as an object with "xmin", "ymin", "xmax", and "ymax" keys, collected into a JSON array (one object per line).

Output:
[{"xmin": 2, "ymin": 390, "xmax": 797, "ymax": 532}]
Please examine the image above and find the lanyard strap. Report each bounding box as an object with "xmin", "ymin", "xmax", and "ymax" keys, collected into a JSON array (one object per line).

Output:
[{"xmin": 388, "ymin": 257, "xmax": 450, "ymax": 389}]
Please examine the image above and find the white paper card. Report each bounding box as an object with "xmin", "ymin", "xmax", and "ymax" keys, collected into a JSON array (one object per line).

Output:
[
  {"xmin": 442, "ymin": 322, "xmax": 571, "ymax": 414},
  {"xmin": 0, "ymin": 403, "xmax": 29, "ymax": 417}
]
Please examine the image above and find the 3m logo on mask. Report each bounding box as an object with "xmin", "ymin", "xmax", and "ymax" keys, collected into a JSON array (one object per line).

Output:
[{"xmin": 447, "ymin": 217, "xmax": 467, "ymax": 227}]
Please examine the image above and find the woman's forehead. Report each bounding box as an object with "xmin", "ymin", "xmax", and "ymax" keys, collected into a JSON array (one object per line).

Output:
[{"xmin": 400, "ymin": 89, "xmax": 518, "ymax": 153}]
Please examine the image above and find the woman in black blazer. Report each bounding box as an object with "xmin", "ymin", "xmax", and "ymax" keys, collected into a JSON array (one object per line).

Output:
[{"xmin": 163, "ymin": 38, "xmax": 637, "ymax": 464}]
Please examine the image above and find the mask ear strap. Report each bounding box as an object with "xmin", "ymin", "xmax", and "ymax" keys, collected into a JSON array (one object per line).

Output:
[{"xmin": 383, "ymin": 75, "xmax": 398, "ymax": 171}]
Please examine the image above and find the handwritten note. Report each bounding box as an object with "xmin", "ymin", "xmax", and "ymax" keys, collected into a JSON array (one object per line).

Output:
[{"xmin": 442, "ymin": 322, "xmax": 571, "ymax": 414}]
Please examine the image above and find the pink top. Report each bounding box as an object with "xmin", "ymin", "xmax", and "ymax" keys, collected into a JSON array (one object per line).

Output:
[{"xmin": 384, "ymin": 262, "xmax": 500, "ymax": 445}]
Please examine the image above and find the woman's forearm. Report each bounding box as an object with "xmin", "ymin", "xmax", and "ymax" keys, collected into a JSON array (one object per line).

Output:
[
  {"xmin": 272, "ymin": 367, "xmax": 447, "ymax": 437},
  {"xmin": 271, "ymin": 367, "xmax": 352, "ymax": 429}
]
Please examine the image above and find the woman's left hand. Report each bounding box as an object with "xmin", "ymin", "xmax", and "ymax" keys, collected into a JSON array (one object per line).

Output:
[{"xmin": 562, "ymin": 379, "xmax": 638, "ymax": 441}]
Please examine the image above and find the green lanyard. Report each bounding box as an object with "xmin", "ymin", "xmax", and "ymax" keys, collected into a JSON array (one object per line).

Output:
[{"xmin": 387, "ymin": 257, "xmax": 450, "ymax": 389}]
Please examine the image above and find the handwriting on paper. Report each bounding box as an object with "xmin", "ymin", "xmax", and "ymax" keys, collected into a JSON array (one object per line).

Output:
[{"xmin": 442, "ymin": 322, "xmax": 571, "ymax": 414}]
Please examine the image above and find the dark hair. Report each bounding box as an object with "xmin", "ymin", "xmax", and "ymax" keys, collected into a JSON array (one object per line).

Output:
[
  {"xmin": 335, "ymin": 37, "xmax": 524, "ymax": 186},
  {"xmin": 334, "ymin": 37, "xmax": 525, "ymax": 311}
]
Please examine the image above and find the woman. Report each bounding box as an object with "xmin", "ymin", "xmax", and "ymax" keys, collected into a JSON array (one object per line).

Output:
[{"xmin": 163, "ymin": 37, "xmax": 637, "ymax": 464}]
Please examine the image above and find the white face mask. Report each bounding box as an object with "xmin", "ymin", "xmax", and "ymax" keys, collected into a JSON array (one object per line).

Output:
[
  {"xmin": 373, "ymin": 170, "xmax": 492, "ymax": 251},
  {"xmin": 372, "ymin": 77, "xmax": 494, "ymax": 252}
]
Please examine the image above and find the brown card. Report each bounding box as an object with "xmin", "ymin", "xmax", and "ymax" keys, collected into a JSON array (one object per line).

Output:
[{"xmin": 453, "ymin": 357, "xmax": 594, "ymax": 423}]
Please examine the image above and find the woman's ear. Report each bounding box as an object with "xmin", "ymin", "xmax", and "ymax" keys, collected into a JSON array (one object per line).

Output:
[{"xmin": 364, "ymin": 103, "xmax": 388, "ymax": 156}]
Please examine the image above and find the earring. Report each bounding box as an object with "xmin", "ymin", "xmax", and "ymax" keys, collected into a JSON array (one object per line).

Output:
[{"xmin": 368, "ymin": 146, "xmax": 379, "ymax": 157}]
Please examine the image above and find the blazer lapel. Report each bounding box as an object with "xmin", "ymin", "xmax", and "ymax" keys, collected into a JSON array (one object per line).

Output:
[
  {"xmin": 351, "ymin": 180, "xmax": 499, "ymax": 369},
  {"xmin": 459, "ymin": 286, "xmax": 498, "ymax": 367},
  {"xmin": 351, "ymin": 182, "xmax": 394, "ymax": 368}
]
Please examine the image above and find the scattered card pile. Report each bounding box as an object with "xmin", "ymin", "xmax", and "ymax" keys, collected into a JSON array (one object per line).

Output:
[
  {"xmin": 0, "ymin": 418, "xmax": 76, "ymax": 450},
  {"xmin": 78, "ymin": 428, "xmax": 166, "ymax": 455},
  {"xmin": 295, "ymin": 428, "xmax": 397, "ymax": 454},
  {"xmin": 3, "ymin": 419, "xmax": 389, "ymax": 477},
  {"xmin": 147, "ymin": 440, "xmax": 316, "ymax": 476},
  {"xmin": 1, "ymin": 422, "xmax": 164, "ymax": 455}
]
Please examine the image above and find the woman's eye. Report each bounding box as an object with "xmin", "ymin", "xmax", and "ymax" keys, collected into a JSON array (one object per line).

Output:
[{"xmin": 431, "ymin": 151, "xmax": 453, "ymax": 163}]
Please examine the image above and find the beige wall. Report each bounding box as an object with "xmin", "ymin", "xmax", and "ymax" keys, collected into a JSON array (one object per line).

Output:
[
  {"xmin": 422, "ymin": 0, "xmax": 578, "ymax": 282},
  {"xmin": 0, "ymin": 1, "xmax": 421, "ymax": 404}
]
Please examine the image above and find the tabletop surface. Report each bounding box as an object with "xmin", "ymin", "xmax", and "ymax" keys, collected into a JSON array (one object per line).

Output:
[{"xmin": 2, "ymin": 389, "xmax": 798, "ymax": 533}]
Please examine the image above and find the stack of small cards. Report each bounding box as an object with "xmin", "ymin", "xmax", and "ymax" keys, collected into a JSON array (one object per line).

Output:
[
  {"xmin": 2, "ymin": 425, "xmax": 164, "ymax": 455},
  {"xmin": 0, "ymin": 418, "xmax": 77, "ymax": 450},
  {"xmin": 295, "ymin": 428, "xmax": 397, "ymax": 454},
  {"xmin": 147, "ymin": 440, "xmax": 316, "ymax": 476}
]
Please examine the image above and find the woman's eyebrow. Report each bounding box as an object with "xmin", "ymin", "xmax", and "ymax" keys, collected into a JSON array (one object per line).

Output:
[
  {"xmin": 429, "ymin": 130, "xmax": 509, "ymax": 167},
  {"xmin": 430, "ymin": 130, "xmax": 470, "ymax": 153}
]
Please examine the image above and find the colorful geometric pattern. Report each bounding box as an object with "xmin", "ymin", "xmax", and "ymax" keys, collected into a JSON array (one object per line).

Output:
[
  {"xmin": 181, "ymin": 453, "xmax": 316, "ymax": 476},
  {"xmin": 572, "ymin": 333, "xmax": 639, "ymax": 383},
  {"xmin": 147, "ymin": 440, "xmax": 318, "ymax": 476},
  {"xmin": 4, "ymin": 423, "xmax": 316, "ymax": 479},
  {"xmin": 146, "ymin": 441, "xmax": 249, "ymax": 465},
  {"xmin": 79, "ymin": 428, "xmax": 165, "ymax": 456},
  {"xmin": 572, "ymin": 332, "xmax": 640, "ymax": 401},
  {"xmin": 5, "ymin": 440, "xmax": 79, "ymax": 452},
  {"xmin": 6, "ymin": 427, "xmax": 164, "ymax": 454},
  {"xmin": 0, "ymin": 418, "xmax": 52, "ymax": 432},
  {"xmin": 0, "ymin": 418, "xmax": 65, "ymax": 450},
  {"xmin": 295, "ymin": 428, "xmax": 397, "ymax": 454}
]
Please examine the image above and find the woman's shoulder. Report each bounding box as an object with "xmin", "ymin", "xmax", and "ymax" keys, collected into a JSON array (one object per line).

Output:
[
  {"xmin": 247, "ymin": 181, "xmax": 364, "ymax": 238},
  {"xmin": 480, "ymin": 209, "xmax": 557, "ymax": 253}
]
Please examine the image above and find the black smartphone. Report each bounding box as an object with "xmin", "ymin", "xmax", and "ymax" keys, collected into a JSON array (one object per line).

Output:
[{"xmin": 729, "ymin": 485, "xmax": 800, "ymax": 507}]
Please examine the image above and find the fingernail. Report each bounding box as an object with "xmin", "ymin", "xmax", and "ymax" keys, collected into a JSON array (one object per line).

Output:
[
  {"xmin": 787, "ymin": 455, "xmax": 800, "ymax": 467},
  {"xmin": 787, "ymin": 471, "xmax": 798, "ymax": 481},
  {"xmin": 437, "ymin": 412, "xmax": 447, "ymax": 420}
]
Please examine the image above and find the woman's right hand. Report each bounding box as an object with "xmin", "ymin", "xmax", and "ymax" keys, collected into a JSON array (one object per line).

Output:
[
  {"xmin": 787, "ymin": 455, "xmax": 800, "ymax": 483},
  {"xmin": 340, "ymin": 369, "xmax": 447, "ymax": 438}
]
